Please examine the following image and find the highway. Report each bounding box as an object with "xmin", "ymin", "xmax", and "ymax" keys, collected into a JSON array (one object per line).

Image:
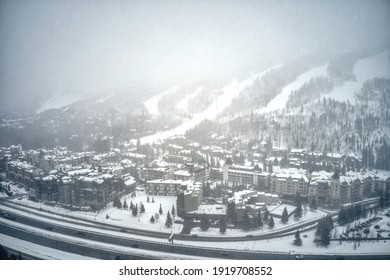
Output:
[{"xmin": 1, "ymin": 197, "xmax": 389, "ymax": 260}]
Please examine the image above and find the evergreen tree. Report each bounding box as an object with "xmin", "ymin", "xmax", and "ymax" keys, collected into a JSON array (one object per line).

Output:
[
  {"xmin": 140, "ymin": 202, "xmax": 145, "ymax": 213},
  {"xmin": 113, "ymin": 196, "xmax": 122, "ymax": 209},
  {"xmin": 227, "ymin": 201, "xmax": 235, "ymax": 223},
  {"xmin": 293, "ymin": 230, "xmax": 302, "ymax": 246},
  {"xmin": 295, "ymin": 192, "xmax": 302, "ymax": 206},
  {"xmin": 252, "ymin": 212, "xmax": 259, "ymax": 228},
  {"xmin": 152, "ymin": 196, "xmax": 155, "ymax": 203},
  {"xmin": 281, "ymin": 207, "xmax": 289, "ymax": 223},
  {"xmin": 315, "ymin": 215, "xmax": 332, "ymax": 247},
  {"xmin": 130, "ymin": 200, "xmax": 134, "ymax": 210},
  {"xmin": 150, "ymin": 215, "xmax": 155, "ymax": 223},
  {"xmin": 172, "ymin": 205, "xmax": 176, "ymax": 217},
  {"xmin": 165, "ymin": 211, "xmax": 173, "ymax": 228},
  {"xmin": 147, "ymin": 196, "xmax": 150, "ymax": 203},
  {"xmin": 294, "ymin": 202, "xmax": 303, "ymax": 220},
  {"xmin": 159, "ymin": 203, "xmax": 163, "ymax": 215},
  {"xmin": 242, "ymin": 212, "xmax": 252, "ymax": 231},
  {"xmin": 200, "ymin": 214, "xmax": 210, "ymax": 231},
  {"xmin": 338, "ymin": 207, "xmax": 348, "ymax": 225},
  {"xmin": 132, "ymin": 204, "xmax": 138, "ymax": 216},
  {"xmin": 263, "ymin": 208, "xmax": 269, "ymax": 223},
  {"xmin": 268, "ymin": 216, "xmax": 275, "ymax": 228},
  {"xmin": 326, "ymin": 214, "xmax": 334, "ymax": 230},
  {"xmin": 123, "ymin": 200, "xmax": 128, "ymax": 210},
  {"xmin": 219, "ymin": 218, "xmax": 227, "ymax": 234},
  {"xmin": 257, "ymin": 211, "xmax": 263, "ymax": 228},
  {"xmin": 320, "ymin": 227, "xmax": 331, "ymax": 246}
]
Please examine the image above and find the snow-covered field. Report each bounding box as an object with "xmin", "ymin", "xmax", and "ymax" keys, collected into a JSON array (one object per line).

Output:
[
  {"xmin": 97, "ymin": 191, "xmax": 182, "ymax": 233},
  {"xmin": 192, "ymin": 205, "xmax": 330, "ymax": 237}
]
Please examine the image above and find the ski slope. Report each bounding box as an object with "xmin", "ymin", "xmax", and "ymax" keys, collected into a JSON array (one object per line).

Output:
[
  {"xmin": 257, "ymin": 64, "xmax": 328, "ymax": 115},
  {"xmin": 37, "ymin": 93, "xmax": 81, "ymax": 113},
  {"xmin": 143, "ymin": 86, "xmax": 179, "ymax": 115},
  {"xmin": 96, "ymin": 94, "xmax": 114, "ymax": 104},
  {"xmin": 141, "ymin": 65, "xmax": 281, "ymax": 144},
  {"xmin": 175, "ymin": 86, "xmax": 204, "ymax": 112},
  {"xmin": 323, "ymin": 50, "xmax": 390, "ymax": 104}
]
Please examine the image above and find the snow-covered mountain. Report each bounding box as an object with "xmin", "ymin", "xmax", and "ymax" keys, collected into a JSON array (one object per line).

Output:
[{"xmin": 4, "ymin": 47, "xmax": 389, "ymax": 167}]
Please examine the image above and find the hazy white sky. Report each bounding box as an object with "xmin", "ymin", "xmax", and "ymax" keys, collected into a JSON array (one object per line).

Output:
[{"xmin": 0, "ymin": 0, "xmax": 389, "ymax": 112}]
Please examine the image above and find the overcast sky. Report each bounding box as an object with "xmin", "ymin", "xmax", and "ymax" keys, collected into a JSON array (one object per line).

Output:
[{"xmin": 0, "ymin": 0, "xmax": 389, "ymax": 113}]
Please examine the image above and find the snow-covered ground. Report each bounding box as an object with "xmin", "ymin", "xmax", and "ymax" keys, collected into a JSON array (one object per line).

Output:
[
  {"xmin": 257, "ymin": 64, "xmax": 328, "ymax": 114},
  {"xmin": 98, "ymin": 191, "xmax": 182, "ymax": 233},
  {"xmin": 0, "ymin": 180, "xmax": 29, "ymax": 196},
  {"xmin": 192, "ymin": 206, "xmax": 329, "ymax": 237},
  {"xmin": 323, "ymin": 50, "xmax": 390, "ymax": 104},
  {"xmin": 143, "ymin": 86, "xmax": 179, "ymax": 115}
]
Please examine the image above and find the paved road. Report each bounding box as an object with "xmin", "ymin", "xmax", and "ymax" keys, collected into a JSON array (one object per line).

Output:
[
  {"xmin": 0, "ymin": 199, "xmax": 329, "ymax": 242},
  {"xmin": 1, "ymin": 197, "xmax": 388, "ymax": 260},
  {"xmin": 0, "ymin": 222, "xmax": 155, "ymax": 260},
  {"xmin": 2, "ymin": 211, "xmax": 390, "ymax": 260}
]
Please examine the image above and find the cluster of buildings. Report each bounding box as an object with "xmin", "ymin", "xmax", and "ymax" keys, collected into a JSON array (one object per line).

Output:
[
  {"xmin": 229, "ymin": 190, "xmax": 279, "ymax": 223},
  {"xmin": 1, "ymin": 146, "xmax": 137, "ymax": 210},
  {"xmin": 223, "ymin": 159, "xmax": 390, "ymax": 207},
  {"xmin": 1, "ymin": 131, "xmax": 390, "ymax": 216},
  {"xmin": 309, "ymin": 170, "xmax": 390, "ymax": 206}
]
